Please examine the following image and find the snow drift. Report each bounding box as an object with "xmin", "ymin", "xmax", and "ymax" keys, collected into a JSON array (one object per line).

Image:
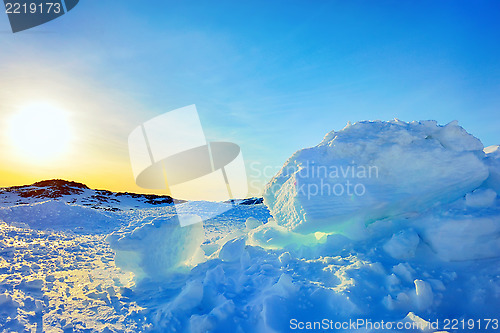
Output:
[{"xmin": 0, "ymin": 200, "xmax": 118, "ymax": 231}]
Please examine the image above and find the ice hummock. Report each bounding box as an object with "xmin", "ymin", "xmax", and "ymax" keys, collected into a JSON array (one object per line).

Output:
[{"xmin": 263, "ymin": 120, "xmax": 489, "ymax": 237}]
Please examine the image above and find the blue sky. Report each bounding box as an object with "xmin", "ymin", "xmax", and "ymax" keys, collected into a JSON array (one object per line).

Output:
[{"xmin": 0, "ymin": 0, "xmax": 499, "ymax": 194}]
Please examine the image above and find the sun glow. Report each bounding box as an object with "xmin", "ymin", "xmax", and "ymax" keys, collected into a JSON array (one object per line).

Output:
[{"xmin": 8, "ymin": 103, "xmax": 73, "ymax": 162}]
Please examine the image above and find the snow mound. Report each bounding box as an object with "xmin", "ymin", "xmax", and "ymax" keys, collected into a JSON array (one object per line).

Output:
[
  {"xmin": 264, "ymin": 120, "xmax": 489, "ymax": 237},
  {"xmin": 0, "ymin": 200, "xmax": 119, "ymax": 232}
]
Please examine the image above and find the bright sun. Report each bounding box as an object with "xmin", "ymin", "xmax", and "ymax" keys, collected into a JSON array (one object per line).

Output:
[{"xmin": 8, "ymin": 103, "xmax": 72, "ymax": 162}]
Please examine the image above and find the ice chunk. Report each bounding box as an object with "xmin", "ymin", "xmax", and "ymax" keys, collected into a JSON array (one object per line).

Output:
[
  {"xmin": 413, "ymin": 279, "xmax": 434, "ymax": 311},
  {"xmin": 264, "ymin": 120, "xmax": 488, "ymax": 236},
  {"xmin": 420, "ymin": 216, "xmax": 500, "ymax": 261},
  {"xmin": 106, "ymin": 216, "xmax": 204, "ymax": 280},
  {"xmin": 465, "ymin": 189, "xmax": 497, "ymax": 208},
  {"xmin": 484, "ymin": 145, "xmax": 500, "ymax": 194},
  {"xmin": 268, "ymin": 273, "xmax": 299, "ymax": 298},
  {"xmin": 189, "ymin": 298, "xmax": 235, "ymax": 332},
  {"xmin": 386, "ymin": 279, "xmax": 435, "ymax": 312},
  {"xmin": 400, "ymin": 312, "xmax": 437, "ymax": 332},
  {"xmin": 383, "ymin": 292, "xmax": 412, "ymax": 311},
  {"xmin": 383, "ymin": 229, "xmax": 420, "ymax": 259},
  {"xmin": 218, "ymin": 237, "xmax": 246, "ymax": 262},
  {"xmin": 169, "ymin": 280, "xmax": 204, "ymax": 312},
  {"xmin": 431, "ymin": 120, "xmax": 484, "ymax": 151},
  {"xmin": 393, "ymin": 263, "xmax": 416, "ymax": 283}
]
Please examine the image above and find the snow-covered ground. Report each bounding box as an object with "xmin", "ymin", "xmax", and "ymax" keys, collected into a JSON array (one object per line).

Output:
[
  {"xmin": 0, "ymin": 181, "xmax": 271, "ymax": 332},
  {"xmin": 1, "ymin": 120, "xmax": 499, "ymax": 332}
]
